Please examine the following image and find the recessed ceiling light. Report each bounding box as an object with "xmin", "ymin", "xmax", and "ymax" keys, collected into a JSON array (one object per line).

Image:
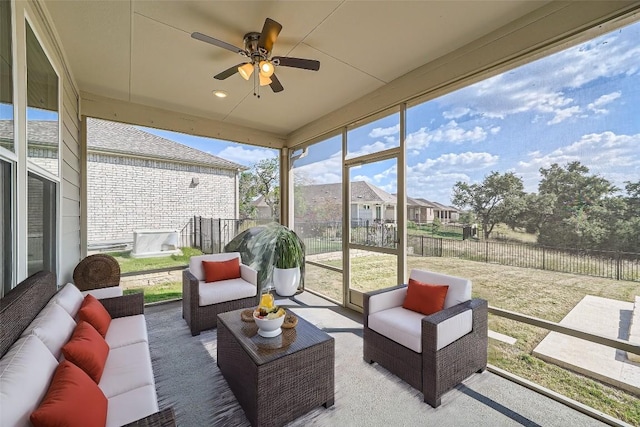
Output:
[{"xmin": 212, "ymin": 90, "xmax": 228, "ymax": 98}]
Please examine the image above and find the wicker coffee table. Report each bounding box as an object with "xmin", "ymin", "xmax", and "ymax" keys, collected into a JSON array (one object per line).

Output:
[{"xmin": 217, "ymin": 309, "xmax": 334, "ymax": 427}]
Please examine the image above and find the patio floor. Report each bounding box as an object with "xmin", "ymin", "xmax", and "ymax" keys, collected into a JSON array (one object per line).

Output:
[{"xmin": 145, "ymin": 293, "xmax": 612, "ymax": 427}]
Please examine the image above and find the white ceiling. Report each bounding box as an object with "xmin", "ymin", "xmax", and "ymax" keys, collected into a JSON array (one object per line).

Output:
[{"xmin": 45, "ymin": 1, "xmax": 551, "ymax": 137}]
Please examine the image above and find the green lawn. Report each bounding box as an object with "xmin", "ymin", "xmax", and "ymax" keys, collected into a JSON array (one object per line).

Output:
[
  {"xmin": 107, "ymin": 247, "xmax": 203, "ymax": 273},
  {"xmin": 124, "ymin": 282, "xmax": 182, "ymax": 304}
]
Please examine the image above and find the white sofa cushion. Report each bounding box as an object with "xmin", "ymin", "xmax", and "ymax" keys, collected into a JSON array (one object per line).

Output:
[
  {"xmin": 105, "ymin": 315, "xmax": 148, "ymax": 349},
  {"xmin": 368, "ymin": 287, "xmax": 407, "ymax": 315},
  {"xmin": 21, "ymin": 302, "xmax": 76, "ymax": 359},
  {"xmin": 82, "ymin": 286, "xmax": 123, "ymax": 299},
  {"xmin": 368, "ymin": 306, "xmax": 424, "ymax": 353},
  {"xmin": 106, "ymin": 385, "xmax": 159, "ymax": 427},
  {"xmin": 410, "ymin": 269, "xmax": 471, "ymax": 309},
  {"xmin": 189, "ymin": 252, "xmax": 241, "ymax": 281},
  {"xmin": 53, "ymin": 282, "xmax": 84, "ymax": 317},
  {"xmin": 198, "ymin": 278, "xmax": 257, "ymax": 306},
  {"xmin": 0, "ymin": 335, "xmax": 59, "ymax": 427},
  {"xmin": 99, "ymin": 342, "xmax": 155, "ymax": 398},
  {"xmin": 436, "ymin": 309, "xmax": 473, "ymax": 350}
]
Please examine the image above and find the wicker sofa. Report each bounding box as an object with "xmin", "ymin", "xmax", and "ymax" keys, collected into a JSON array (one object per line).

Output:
[
  {"xmin": 363, "ymin": 269, "xmax": 488, "ymax": 407},
  {"xmin": 182, "ymin": 252, "xmax": 259, "ymax": 336},
  {"xmin": 0, "ymin": 271, "xmax": 175, "ymax": 426}
]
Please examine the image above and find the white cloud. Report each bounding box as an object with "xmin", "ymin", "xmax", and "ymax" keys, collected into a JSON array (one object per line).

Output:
[
  {"xmin": 347, "ymin": 140, "xmax": 394, "ymax": 158},
  {"xmin": 517, "ymin": 131, "xmax": 640, "ymax": 191},
  {"xmin": 437, "ymin": 29, "xmax": 638, "ymax": 124},
  {"xmin": 409, "ymin": 151, "xmax": 499, "ymax": 174},
  {"xmin": 293, "ymin": 152, "xmax": 342, "ymax": 185},
  {"xmin": 406, "ymin": 120, "xmax": 498, "ymax": 150},
  {"xmin": 369, "ymin": 124, "xmax": 400, "ymax": 138},
  {"xmin": 217, "ymin": 145, "xmax": 276, "ymax": 166},
  {"xmin": 587, "ymin": 91, "xmax": 621, "ymax": 114},
  {"xmin": 442, "ymin": 107, "xmax": 471, "ymax": 119}
]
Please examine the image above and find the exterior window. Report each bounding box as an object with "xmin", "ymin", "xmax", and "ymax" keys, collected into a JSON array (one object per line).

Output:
[
  {"xmin": 26, "ymin": 22, "xmax": 59, "ymax": 176},
  {"xmin": 27, "ymin": 172, "xmax": 56, "ymax": 276},
  {"xmin": 0, "ymin": 0, "xmax": 13, "ymax": 153},
  {"xmin": 1, "ymin": 160, "xmax": 11, "ymax": 294}
]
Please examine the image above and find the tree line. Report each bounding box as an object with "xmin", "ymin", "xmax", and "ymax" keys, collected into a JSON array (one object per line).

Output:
[{"xmin": 452, "ymin": 161, "xmax": 640, "ymax": 253}]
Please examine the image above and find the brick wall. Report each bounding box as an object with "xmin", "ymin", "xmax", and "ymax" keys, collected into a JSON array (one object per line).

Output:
[{"xmin": 87, "ymin": 153, "xmax": 238, "ymax": 244}]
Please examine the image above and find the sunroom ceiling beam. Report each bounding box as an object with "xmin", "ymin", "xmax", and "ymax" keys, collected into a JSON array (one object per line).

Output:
[{"xmin": 80, "ymin": 92, "xmax": 287, "ymax": 149}]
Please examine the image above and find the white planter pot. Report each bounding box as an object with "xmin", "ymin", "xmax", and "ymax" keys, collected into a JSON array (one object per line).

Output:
[{"xmin": 273, "ymin": 267, "xmax": 301, "ymax": 297}]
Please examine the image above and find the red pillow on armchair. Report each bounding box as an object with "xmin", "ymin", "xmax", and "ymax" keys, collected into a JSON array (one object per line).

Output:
[
  {"xmin": 402, "ymin": 278, "xmax": 449, "ymax": 316},
  {"xmin": 202, "ymin": 258, "xmax": 241, "ymax": 283}
]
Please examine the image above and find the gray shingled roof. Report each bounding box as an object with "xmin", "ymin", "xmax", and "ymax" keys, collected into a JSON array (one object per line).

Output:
[
  {"xmin": 417, "ymin": 198, "xmax": 459, "ymax": 212},
  {"xmin": 0, "ymin": 119, "xmax": 244, "ymax": 170},
  {"xmin": 293, "ymin": 181, "xmax": 397, "ymax": 205},
  {"xmin": 87, "ymin": 118, "xmax": 244, "ymax": 170},
  {"xmin": 0, "ymin": 120, "xmax": 58, "ymax": 145}
]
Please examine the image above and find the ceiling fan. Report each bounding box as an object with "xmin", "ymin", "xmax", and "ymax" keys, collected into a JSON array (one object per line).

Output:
[{"xmin": 192, "ymin": 18, "xmax": 320, "ymax": 96}]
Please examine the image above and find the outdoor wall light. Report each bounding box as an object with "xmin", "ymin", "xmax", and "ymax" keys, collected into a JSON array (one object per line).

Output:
[{"xmin": 191, "ymin": 177, "xmax": 199, "ymax": 187}]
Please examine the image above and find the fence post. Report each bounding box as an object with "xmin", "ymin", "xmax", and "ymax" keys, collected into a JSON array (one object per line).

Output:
[
  {"xmin": 542, "ymin": 246, "xmax": 546, "ymax": 271},
  {"xmin": 439, "ymin": 238, "xmax": 443, "ymax": 257},
  {"xmin": 421, "ymin": 235, "xmax": 424, "ymax": 256},
  {"xmin": 218, "ymin": 218, "xmax": 222, "ymax": 253},
  {"xmin": 485, "ymin": 241, "xmax": 489, "ymax": 263},
  {"xmin": 616, "ymin": 252, "xmax": 621, "ymax": 281}
]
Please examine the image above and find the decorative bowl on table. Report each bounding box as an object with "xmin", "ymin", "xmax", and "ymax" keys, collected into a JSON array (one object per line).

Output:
[
  {"xmin": 253, "ymin": 308, "xmax": 285, "ymax": 337},
  {"xmin": 253, "ymin": 293, "xmax": 286, "ymax": 338}
]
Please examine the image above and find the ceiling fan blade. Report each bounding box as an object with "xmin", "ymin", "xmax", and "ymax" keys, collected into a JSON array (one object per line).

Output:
[
  {"xmin": 273, "ymin": 56, "xmax": 320, "ymax": 71},
  {"xmin": 191, "ymin": 32, "xmax": 244, "ymax": 54},
  {"xmin": 214, "ymin": 63, "xmax": 246, "ymax": 80},
  {"xmin": 269, "ymin": 73, "xmax": 284, "ymax": 93},
  {"xmin": 258, "ymin": 18, "xmax": 282, "ymax": 53}
]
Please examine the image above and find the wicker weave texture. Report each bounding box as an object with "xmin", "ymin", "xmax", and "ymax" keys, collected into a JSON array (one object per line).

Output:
[
  {"xmin": 100, "ymin": 292, "xmax": 145, "ymax": 318},
  {"xmin": 218, "ymin": 309, "xmax": 334, "ymax": 427},
  {"xmin": 0, "ymin": 271, "xmax": 57, "ymax": 358},
  {"xmin": 363, "ymin": 287, "xmax": 488, "ymax": 408},
  {"xmin": 122, "ymin": 407, "xmax": 176, "ymax": 427},
  {"xmin": 73, "ymin": 254, "xmax": 121, "ymax": 291},
  {"xmin": 182, "ymin": 269, "xmax": 258, "ymax": 336}
]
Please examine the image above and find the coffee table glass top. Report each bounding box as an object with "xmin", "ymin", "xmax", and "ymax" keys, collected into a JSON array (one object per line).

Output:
[{"xmin": 217, "ymin": 308, "xmax": 333, "ymax": 366}]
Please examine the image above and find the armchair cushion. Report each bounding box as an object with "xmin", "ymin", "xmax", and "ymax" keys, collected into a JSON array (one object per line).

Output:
[
  {"xmin": 430, "ymin": 309, "xmax": 473, "ymax": 350},
  {"xmin": 368, "ymin": 306, "xmax": 424, "ymax": 353},
  {"xmin": 198, "ymin": 278, "xmax": 257, "ymax": 306},
  {"xmin": 403, "ymin": 278, "xmax": 448, "ymax": 316},
  {"xmin": 367, "ymin": 286, "xmax": 407, "ymax": 315},
  {"xmin": 410, "ymin": 269, "xmax": 471, "ymax": 309},
  {"xmin": 189, "ymin": 253, "xmax": 241, "ymax": 282},
  {"xmin": 203, "ymin": 258, "xmax": 240, "ymax": 283},
  {"xmin": 81, "ymin": 286, "xmax": 123, "ymax": 300}
]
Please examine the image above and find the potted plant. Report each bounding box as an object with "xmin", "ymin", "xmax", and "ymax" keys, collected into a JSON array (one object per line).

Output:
[
  {"xmin": 272, "ymin": 225, "xmax": 305, "ymax": 296},
  {"xmin": 226, "ymin": 223, "xmax": 304, "ymax": 296}
]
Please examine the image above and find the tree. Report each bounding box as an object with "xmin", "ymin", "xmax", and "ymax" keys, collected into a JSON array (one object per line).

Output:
[
  {"xmin": 238, "ymin": 157, "xmax": 280, "ymax": 220},
  {"xmin": 537, "ymin": 161, "xmax": 618, "ymax": 249},
  {"xmin": 452, "ymin": 171, "xmax": 524, "ymax": 239}
]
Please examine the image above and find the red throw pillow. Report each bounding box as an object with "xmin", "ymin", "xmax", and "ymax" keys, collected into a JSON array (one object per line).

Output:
[
  {"xmin": 78, "ymin": 294, "xmax": 111, "ymax": 337},
  {"xmin": 402, "ymin": 278, "xmax": 449, "ymax": 316},
  {"xmin": 30, "ymin": 360, "xmax": 108, "ymax": 427},
  {"xmin": 61, "ymin": 321, "xmax": 110, "ymax": 383},
  {"xmin": 202, "ymin": 258, "xmax": 241, "ymax": 283}
]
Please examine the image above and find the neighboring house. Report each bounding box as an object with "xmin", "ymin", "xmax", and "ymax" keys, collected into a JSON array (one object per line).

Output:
[
  {"xmin": 416, "ymin": 199, "xmax": 460, "ymax": 223},
  {"xmin": 287, "ymin": 181, "xmax": 397, "ymax": 223},
  {"xmin": 251, "ymin": 195, "xmax": 278, "ymax": 220},
  {"xmin": 407, "ymin": 197, "xmax": 436, "ymax": 223},
  {"xmin": 86, "ymin": 118, "xmax": 246, "ymax": 245}
]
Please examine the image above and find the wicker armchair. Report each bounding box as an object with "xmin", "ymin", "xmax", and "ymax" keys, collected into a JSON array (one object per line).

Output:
[
  {"xmin": 363, "ymin": 269, "xmax": 487, "ymax": 407},
  {"xmin": 183, "ymin": 252, "xmax": 259, "ymax": 336}
]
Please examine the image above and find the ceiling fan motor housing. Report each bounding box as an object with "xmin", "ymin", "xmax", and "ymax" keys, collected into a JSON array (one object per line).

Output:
[{"xmin": 243, "ymin": 32, "xmax": 266, "ymax": 61}]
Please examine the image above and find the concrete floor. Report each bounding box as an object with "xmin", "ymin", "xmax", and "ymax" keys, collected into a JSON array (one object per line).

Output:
[{"xmin": 533, "ymin": 295, "xmax": 640, "ymax": 395}]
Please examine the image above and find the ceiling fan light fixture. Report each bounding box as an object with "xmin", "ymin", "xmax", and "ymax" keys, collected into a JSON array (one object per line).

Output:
[
  {"xmin": 259, "ymin": 60, "xmax": 275, "ymax": 77},
  {"xmin": 259, "ymin": 74, "xmax": 272, "ymax": 87},
  {"xmin": 238, "ymin": 62, "xmax": 254, "ymax": 80}
]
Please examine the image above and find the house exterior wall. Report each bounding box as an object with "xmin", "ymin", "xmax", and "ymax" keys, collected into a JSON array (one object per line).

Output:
[{"xmin": 87, "ymin": 153, "xmax": 237, "ymax": 243}]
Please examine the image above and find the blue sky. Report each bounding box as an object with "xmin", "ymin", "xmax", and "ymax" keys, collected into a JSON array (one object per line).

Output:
[{"xmin": 143, "ymin": 20, "xmax": 640, "ymax": 206}]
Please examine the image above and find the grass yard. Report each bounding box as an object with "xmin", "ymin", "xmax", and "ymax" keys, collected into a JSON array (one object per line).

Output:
[
  {"xmin": 107, "ymin": 247, "xmax": 203, "ymax": 273},
  {"xmin": 124, "ymin": 281, "xmax": 182, "ymax": 304},
  {"xmin": 306, "ymin": 255, "xmax": 640, "ymax": 425}
]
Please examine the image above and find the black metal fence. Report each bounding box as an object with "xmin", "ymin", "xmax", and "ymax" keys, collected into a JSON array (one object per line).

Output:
[
  {"xmin": 181, "ymin": 217, "xmax": 273, "ymax": 254},
  {"xmin": 181, "ymin": 218, "xmax": 640, "ymax": 281},
  {"xmin": 407, "ymin": 235, "xmax": 640, "ymax": 282}
]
